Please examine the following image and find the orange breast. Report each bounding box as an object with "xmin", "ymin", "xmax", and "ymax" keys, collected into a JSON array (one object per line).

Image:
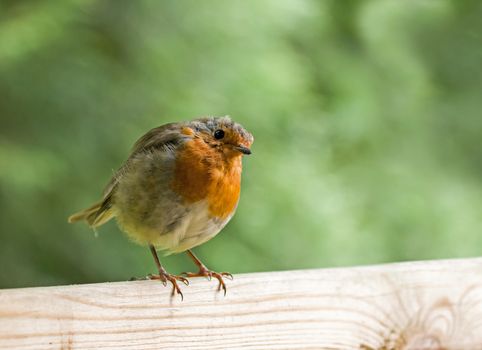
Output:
[{"xmin": 171, "ymin": 138, "xmax": 242, "ymax": 219}]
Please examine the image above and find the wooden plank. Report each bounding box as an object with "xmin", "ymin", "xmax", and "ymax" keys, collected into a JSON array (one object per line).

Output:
[{"xmin": 1, "ymin": 258, "xmax": 482, "ymax": 350}]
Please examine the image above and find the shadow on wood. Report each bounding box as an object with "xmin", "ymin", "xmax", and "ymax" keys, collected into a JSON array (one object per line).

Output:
[{"xmin": 1, "ymin": 258, "xmax": 482, "ymax": 349}]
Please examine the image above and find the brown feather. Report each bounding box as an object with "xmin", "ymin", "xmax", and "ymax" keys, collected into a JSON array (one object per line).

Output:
[
  {"xmin": 68, "ymin": 194, "xmax": 114, "ymax": 227},
  {"xmin": 171, "ymin": 137, "xmax": 242, "ymax": 220}
]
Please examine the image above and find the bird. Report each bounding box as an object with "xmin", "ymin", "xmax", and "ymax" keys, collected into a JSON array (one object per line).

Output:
[{"xmin": 68, "ymin": 116, "xmax": 253, "ymax": 299}]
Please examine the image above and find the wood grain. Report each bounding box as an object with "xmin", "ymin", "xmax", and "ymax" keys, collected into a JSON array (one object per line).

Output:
[{"xmin": 2, "ymin": 258, "xmax": 482, "ymax": 349}]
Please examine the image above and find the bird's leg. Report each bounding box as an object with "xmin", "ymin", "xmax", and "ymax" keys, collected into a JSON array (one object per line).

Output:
[
  {"xmin": 182, "ymin": 249, "xmax": 233, "ymax": 295},
  {"xmin": 147, "ymin": 244, "xmax": 189, "ymax": 300}
]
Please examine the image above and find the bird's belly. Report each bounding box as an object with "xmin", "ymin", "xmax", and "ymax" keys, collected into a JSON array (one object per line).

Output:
[
  {"xmin": 163, "ymin": 200, "xmax": 230, "ymax": 254},
  {"xmin": 115, "ymin": 199, "xmax": 230, "ymax": 254}
]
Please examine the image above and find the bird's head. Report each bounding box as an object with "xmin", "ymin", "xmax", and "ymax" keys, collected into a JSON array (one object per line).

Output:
[{"xmin": 187, "ymin": 116, "xmax": 253, "ymax": 158}]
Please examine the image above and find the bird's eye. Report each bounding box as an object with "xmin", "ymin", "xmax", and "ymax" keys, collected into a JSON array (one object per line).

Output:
[{"xmin": 214, "ymin": 129, "xmax": 225, "ymax": 140}]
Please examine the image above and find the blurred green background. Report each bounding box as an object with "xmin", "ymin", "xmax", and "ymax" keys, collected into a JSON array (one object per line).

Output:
[{"xmin": 1, "ymin": 0, "xmax": 481, "ymax": 289}]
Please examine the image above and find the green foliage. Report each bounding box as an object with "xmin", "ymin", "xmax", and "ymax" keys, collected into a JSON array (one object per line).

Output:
[{"xmin": 1, "ymin": 0, "xmax": 481, "ymax": 288}]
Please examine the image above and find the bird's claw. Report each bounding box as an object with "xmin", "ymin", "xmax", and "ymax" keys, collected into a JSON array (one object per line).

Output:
[
  {"xmin": 147, "ymin": 272, "xmax": 189, "ymax": 300},
  {"xmin": 181, "ymin": 268, "xmax": 233, "ymax": 296},
  {"xmin": 221, "ymin": 272, "xmax": 234, "ymax": 280}
]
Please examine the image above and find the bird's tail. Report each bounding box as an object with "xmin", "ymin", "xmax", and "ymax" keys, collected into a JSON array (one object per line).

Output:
[{"xmin": 68, "ymin": 200, "xmax": 114, "ymax": 228}]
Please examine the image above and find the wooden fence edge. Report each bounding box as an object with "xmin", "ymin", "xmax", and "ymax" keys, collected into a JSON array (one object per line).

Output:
[{"xmin": 1, "ymin": 257, "xmax": 482, "ymax": 349}]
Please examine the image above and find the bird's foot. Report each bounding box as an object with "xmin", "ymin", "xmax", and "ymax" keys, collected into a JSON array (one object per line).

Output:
[
  {"xmin": 182, "ymin": 267, "xmax": 233, "ymax": 296},
  {"xmin": 148, "ymin": 271, "xmax": 189, "ymax": 300}
]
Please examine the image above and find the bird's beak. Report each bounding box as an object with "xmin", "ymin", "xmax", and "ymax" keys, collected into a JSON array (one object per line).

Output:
[{"xmin": 234, "ymin": 145, "xmax": 251, "ymax": 155}]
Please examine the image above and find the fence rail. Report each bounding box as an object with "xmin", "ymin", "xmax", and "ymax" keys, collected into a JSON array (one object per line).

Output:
[{"xmin": 1, "ymin": 258, "xmax": 482, "ymax": 349}]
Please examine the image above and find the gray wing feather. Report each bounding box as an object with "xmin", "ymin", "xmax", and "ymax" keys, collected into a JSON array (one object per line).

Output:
[{"xmin": 99, "ymin": 122, "xmax": 186, "ymax": 212}]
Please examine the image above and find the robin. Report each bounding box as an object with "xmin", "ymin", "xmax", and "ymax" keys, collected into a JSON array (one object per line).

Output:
[{"xmin": 68, "ymin": 116, "xmax": 253, "ymax": 299}]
